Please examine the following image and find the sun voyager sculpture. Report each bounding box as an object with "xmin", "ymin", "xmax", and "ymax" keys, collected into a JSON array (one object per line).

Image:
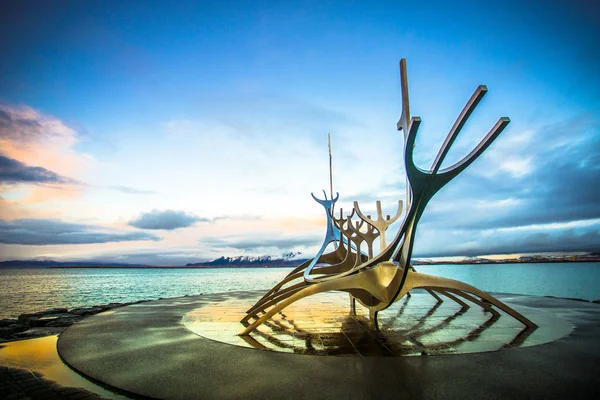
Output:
[{"xmin": 240, "ymin": 59, "xmax": 537, "ymax": 336}]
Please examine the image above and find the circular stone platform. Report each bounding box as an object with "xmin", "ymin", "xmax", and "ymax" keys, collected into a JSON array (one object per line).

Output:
[
  {"xmin": 183, "ymin": 290, "xmax": 571, "ymax": 356},
  {"xmin": 57, "ymin": 290, "xmax": 600, "ymax": 400}
]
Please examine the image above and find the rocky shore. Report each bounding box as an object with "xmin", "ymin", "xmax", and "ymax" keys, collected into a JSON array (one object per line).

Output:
[{"xmin": 0, "ymin": 300, "xmax": 151, "ymax": 342}]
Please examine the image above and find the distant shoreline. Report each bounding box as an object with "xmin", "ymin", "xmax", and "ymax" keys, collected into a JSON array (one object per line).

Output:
[
  {"xmin": 48, "ymin": 265, "xmax": 297, "ymax": 269},
  {"xmin": 414, "ymin": 259, "xmax": 600, "ymax": 266},
  {"xmin": 45, "ymin": 259, "xmax": 600, "ymax": 268},
  {"xmin": 1, "ymin": 256, "xmax": 598, "ymax": 269}
]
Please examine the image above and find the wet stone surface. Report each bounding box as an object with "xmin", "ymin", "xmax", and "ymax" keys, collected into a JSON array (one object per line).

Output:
[
  {"xmin": 0, "ymin": 335, "xmax": 128, "ymax": 399},
  {"xmin": 183, "ymin": 289, "xmax": 573, "ymax": 356},
  {"xmin": 0, "ymin": 366, "xmax": 110, "ymax": 400}
]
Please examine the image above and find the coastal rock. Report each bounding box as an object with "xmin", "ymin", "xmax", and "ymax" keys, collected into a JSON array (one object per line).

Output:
[
  {"xmin": 0, "ymin": 327, "xmax": 13, "ymax": 338},
  {"xmin": 17, "ymin": 313, "xmax": 44, "ymax": 324},
  {"xmin": 45, "ymin": 316, "xmax": 82, "ymax": 327},
  {"xmin": 13, "ymin": 327, "xmax": 66, "ymax": 339},
  {"xmin": 0, "ymin": 324, "xmax": 27, "ymax": 338},
  {"xmin": 2, "ymin": 299, "xmax": 156, "ymax": 341},
  {"xmin": 8, "ymin": 323, "xmax": 27, "ymax": 332},
  {"xmin": 69, "ymin": 306, "xmax": 104, "ymax": 316},
  {"xmin": 38, "ymin": 307, "xmax": 69, "ymax": 314},
  {"xmin": 68, "ymin": 308, "xmax": 90, "ymax": 316},
  {"xmin": 30, "ymin": 314, "xmax": 82, "ymax": 327},
  {"xmin": 28, "ymin": 318, "xmax": 50, "ymax": 327},
  {"xmin": 92, "ymin": 305, "xmax": 112, "ymax": 312},
  {"xmin": 0, "ymin": 319, "xmax": 18, "ymax": 328}
]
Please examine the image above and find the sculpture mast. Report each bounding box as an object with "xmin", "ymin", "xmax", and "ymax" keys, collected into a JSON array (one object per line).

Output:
[
  {"xmin": 328, "ymin": 133, "xmax": 333, "ymax": 207},
  {"xmin": 328, "ymin": 133, "xmax": 337, "ymax": 248}
]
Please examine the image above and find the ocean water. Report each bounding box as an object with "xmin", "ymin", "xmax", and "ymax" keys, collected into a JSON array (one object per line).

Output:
[{"xmin": 0, "ymin": 263, "xmax": 598, "ymax": 319}]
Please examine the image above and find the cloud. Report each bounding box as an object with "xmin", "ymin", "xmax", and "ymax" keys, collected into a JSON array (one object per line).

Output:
[
  {"xmin": 0, "ymin": 219, "xmax": 160, "ymax": 245},
  {"xmin": 414, "ymin": 113, "xmax": 600, "ymax": 232},
  {"xmin": 413, "ymin": 219, "xmax": 600, "ymax": 257},
  {"xmin": 202, "ymin": 233, "xmax": 319, "ymax": 252},
  {"xmin": 0, "ymin": 154, "xmax": 79, "ymax": 185},
  {"xmin": 163, "ymin": 119, "xmax": 198, "ymax": 137},
  {"xmin": 314, "ymin": 113, "xmax": 600, "ymax": 259},
  {"xmin": 129, "ymin": 209, "xmax": 208, "ymax": 230},
  {"xmin": 106, "ymin": 185, "xmax": 158, "ymax": 195},
  {"xmin": 0, "ymin": 104, "xmax": 89, "ymax": 178},
  {"xmin": 64, "ymin": 250, "xmax": 209, "ymax": 266},
  {"xmin": 0, "ymin": 103, "xmax": 93, "ymax": 211},
  {"xmin": 0, "ymin": 107, "xmax": 48, "ymax": 143},
  {"xmin": 211, "ymin": 214, "xmax": 262, "ymax": 222}
]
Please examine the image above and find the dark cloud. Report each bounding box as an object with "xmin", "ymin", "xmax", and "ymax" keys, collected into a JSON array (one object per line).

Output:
[
  {"xmin": 413, "ymin": 224, "xmax": 600, "ymax": 258},
  {"xmin": 415, "ymin": 113, "xmax": 600, "ymax": 233},
  {"xmin": 129, "ymin": 210, "xmax": 208, "ymax": 230},
  {"xmin": 202, "ymin": 234, "xmax": 319, "ymax": 252},
  {"xmin": 0, "ymin": 154, "xmax": 160, "ymax": 194},
  {"xmin": 0, "ymin": 219, "xmax": 160, "ymax": 245},
  {"xmin": 0, "ymin": 107, "xmax": 44, "ymax": 143},
  {"xmin": 0, "ymin": 154, "xmax": 78, "ymax": 185}
]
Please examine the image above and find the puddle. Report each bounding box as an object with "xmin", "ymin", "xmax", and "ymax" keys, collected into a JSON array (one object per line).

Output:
[{"xmin": 0, "ymin": 335, "xmax": 129, "ymax": 399}]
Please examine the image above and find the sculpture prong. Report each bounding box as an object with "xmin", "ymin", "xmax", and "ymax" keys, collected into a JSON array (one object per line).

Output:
[
  {"xmin": 354, "ymin": 199, "xmax": 403, "ymax": 252},
  {"xmin": 430, "ymin": 85, "xmax": 488, "ymax": 175},
  {"xmin": 439, "ymin": 117, "xmax": 510, "ymax": 179}
]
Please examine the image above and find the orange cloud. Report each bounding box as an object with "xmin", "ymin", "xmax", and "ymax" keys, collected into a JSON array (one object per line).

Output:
[
  {"xmin": 0, "ymin": 104, "xmax": 92, "ymax": 214},
  {"xmin": 0, "ymin": 104, "xmax": 92, "ymax": 181},
  {"xmin": 0, "ymin": 197, "xmax": 31, "ymax": 220}
]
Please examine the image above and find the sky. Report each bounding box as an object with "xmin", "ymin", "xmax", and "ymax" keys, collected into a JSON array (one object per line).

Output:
[{"xmin": 0, "ymin": 0, "xmax": 598, "ymax": 265}]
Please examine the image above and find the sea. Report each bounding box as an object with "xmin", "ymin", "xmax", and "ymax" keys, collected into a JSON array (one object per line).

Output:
[{"xmin": 1, "ymin": 262, "xmax": 599, "ymax": 319}]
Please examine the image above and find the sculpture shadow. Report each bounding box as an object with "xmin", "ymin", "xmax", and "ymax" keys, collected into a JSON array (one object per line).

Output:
[{"xmin": 240, "ymin": 290, "xmax": 534, "ymax": 356}]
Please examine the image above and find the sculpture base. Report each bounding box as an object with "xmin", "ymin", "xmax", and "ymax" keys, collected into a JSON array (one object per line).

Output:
[
  {"xmin": 57, "ymin": 291, "xmax": 600, "ymax": 399},
  {"xmin": 183, "ymin": 289, "xmax": 571, "ymax": 356}
]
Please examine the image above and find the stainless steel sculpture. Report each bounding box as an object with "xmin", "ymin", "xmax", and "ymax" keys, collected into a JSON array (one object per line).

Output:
[{"xmin": 240, "ymin": 59, "xmax": 537, "ymax": 335}]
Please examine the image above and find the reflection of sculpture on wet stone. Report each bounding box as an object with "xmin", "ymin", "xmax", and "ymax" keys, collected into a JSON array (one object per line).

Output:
[{"xmin": 240, "ymin": 59, "xmax": 537, "ymax": 335}]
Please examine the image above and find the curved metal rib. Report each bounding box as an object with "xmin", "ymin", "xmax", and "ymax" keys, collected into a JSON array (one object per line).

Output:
[
  {"xmin": 396, "ymin": 270, "xmax": 536, "ymax": 328},
  {"xmin": 305, "ymin": 216, "xmax": 367, "ymax": 283},
  {"xmin": 247, "ymin": 227, "xmax": 362, "ymax": 318}
]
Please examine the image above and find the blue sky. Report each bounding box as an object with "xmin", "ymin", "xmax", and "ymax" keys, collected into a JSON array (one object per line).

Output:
[{"xmin": 1, "ymin": 0, "xmax": 598, "ymax": 265}]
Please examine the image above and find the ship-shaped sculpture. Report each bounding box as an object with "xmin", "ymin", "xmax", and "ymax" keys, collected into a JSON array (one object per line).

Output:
[{"xmin": 240, "ymin": 59, "xmax": 537, "ymax": 335}]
